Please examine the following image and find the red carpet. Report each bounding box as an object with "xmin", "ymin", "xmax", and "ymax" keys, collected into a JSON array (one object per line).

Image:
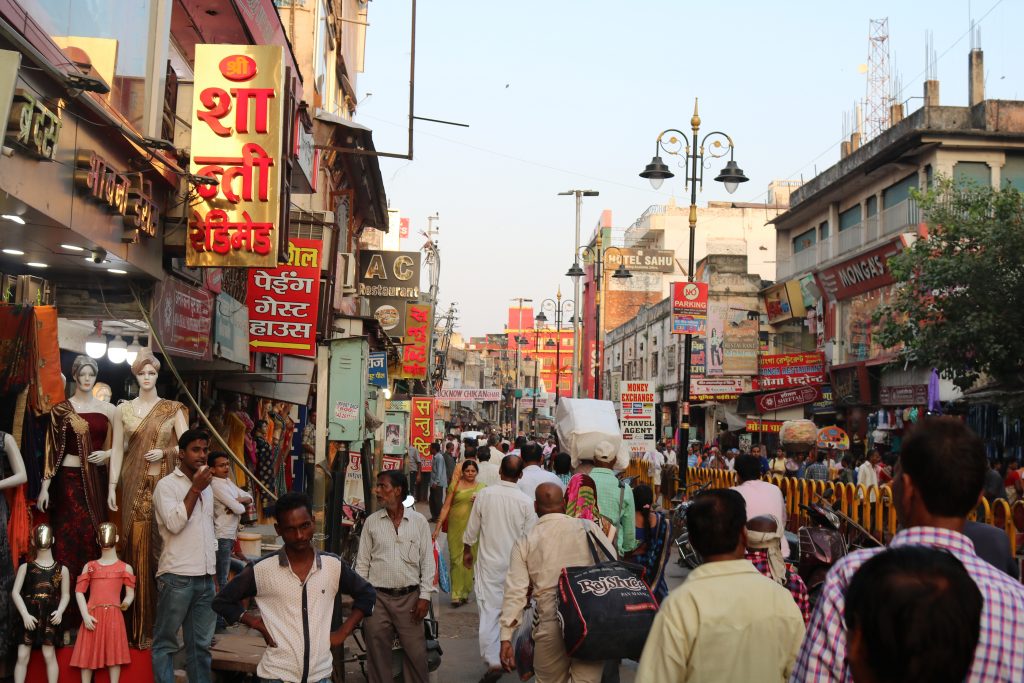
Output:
[{"xmin": 24, "ymin": 647, "xmax": 153, "ymax": 682}]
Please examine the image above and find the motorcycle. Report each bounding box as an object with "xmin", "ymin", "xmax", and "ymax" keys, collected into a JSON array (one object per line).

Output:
[
  {"xmin": 673, "ymin": 481, "xmax": 711, "ymax": 568},
  {"xmin": 797, "ymin": 492, "xmax": 881, "ymax": 605}
]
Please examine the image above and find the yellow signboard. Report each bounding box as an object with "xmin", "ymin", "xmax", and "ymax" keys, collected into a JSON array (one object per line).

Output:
[{"xmin": 187, "ymin": 44, "xmax": 285, "ymax": 267}]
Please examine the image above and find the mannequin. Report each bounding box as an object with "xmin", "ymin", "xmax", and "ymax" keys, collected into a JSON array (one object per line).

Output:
[
  {"xmin": 12, "ymin": 524, "xmax": 70, "ymax": 683},
  {"xmin": 71, "ymin": 522, "xmax": 136, "ymax": 683},
  {"xmin": 108, "ymin": 348, "xmax": 187, "ymax": 649},
  {"xmin": 38, "ymin": 355, "xmax": 120, "ymax": 635},
  {"xmin": 271, "ymin": 400, "xmax": 294, "ymax": 494},
  {"xmin": 0, "ymin": 430, "xmax": 28, "ymax": 663}
]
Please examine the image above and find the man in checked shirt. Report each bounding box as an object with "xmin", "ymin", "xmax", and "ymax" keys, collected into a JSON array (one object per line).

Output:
[{"xmin": 792, "ymin": 417, "xmax": 1024, "ymax": 682}]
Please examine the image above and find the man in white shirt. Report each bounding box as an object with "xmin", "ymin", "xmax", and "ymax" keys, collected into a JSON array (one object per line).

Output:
[
  {"xmin": 731, "ymin": 454, "xmax": 790, "ymax": 558},
  {"xmin": 463, "ymin": 455, "xmax": 537, "ymax": 681},
  {"xmin": 487, "ymin": 434, "xmax": 505, "ymax": 463},
  {"xmin": 208, "ymin": 451, "xmax": 253, "ymax": 631},
  {"xmin": 152, "ymin": 429, "xmax": 218, "ymax": 683},
  {"xmin": 517, "ymin": 442, "xmax": 564, "ymax": 500},
  {"xmin": 644, "ymin": 444, "xmax": 666, "ymax": 503},
  {"xmin": 476, "ymin": 448, "xmax": 500, "ymax": 487}
]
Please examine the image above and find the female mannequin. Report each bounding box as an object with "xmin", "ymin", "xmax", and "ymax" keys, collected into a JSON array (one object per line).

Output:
[
  {"xmin": 71, "ymin": 523, "xmax": 136, "ymax": 683},
  {"xmin": 108, "ymin": 349, "xmax": 186, "ymax": 649},
  {"xmin": 0, "ymin": 430, "xmax": 28, "ymax": 662},
  {"xmin": 12, "ymin": 524, "xmax": 70, "ymax": 683},
  {"xmin": 38, "ymin": 355, "xmax": 119, "ymax": 635}
]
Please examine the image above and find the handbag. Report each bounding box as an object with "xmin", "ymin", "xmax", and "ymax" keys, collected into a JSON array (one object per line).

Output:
[{"xmin": 556, "ymin": 523, "xmax": 659, "ymax": 661}]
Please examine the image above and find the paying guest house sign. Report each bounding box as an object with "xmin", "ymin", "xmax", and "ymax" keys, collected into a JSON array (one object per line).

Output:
[
  {"xmin": 187, "ymin": 46, "xmax": 285, "ymax": 267},
  {"xmin": 247, "ymin": 238, "xmax": 322, "ymax": 357}
]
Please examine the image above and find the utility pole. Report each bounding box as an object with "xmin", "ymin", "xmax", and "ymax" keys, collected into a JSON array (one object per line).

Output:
[{"xmin": 559, "ymin": 190, "xmax": 598, "ymax": 398}]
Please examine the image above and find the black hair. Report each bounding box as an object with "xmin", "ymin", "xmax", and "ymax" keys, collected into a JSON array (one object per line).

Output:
[
  {"xmin": 461, "ymin": 459, "xmax": 479, "ymax": 474},
  {"xmin": 900, "ymin": 417, "xmax": 986, "ymax": 517},
  {"xmin": 500, "ymin": 454, "xmax": 524, "ymax": 480},
  {"xmin": 478, "ymin": 449, "xmax": 491, "ymax": 462},
  {"xmin": 178, "ymin": 428, "xmax": 210, "ymax": 452},
  {"xmin": 734, "ymin": 454, "xmax": 761, "ymax": 483},
  {"xmin": 633, "ymin": 484, "xmax": 655, "ymax": 544},
  {"xmin": 272, "ymin": 491, "xmax": 313, "ymax": 521},
  {"xmin": 500, "ymin": 442, "xmax": 510, "ymax": 454},
  {"xmin": 465, "ymin": 444, "xmax": 478, "ymax": 459},
  {"xmin": 686, "ymin": 489, "xmax": 746, "ymax": 557},
  {"xmin": 254, "ymin": 419, "xmax": 267, "ymax": 433},
  {"xmin": 378, "ymin": 469, "xmax": 408, "ymax": 497},
  {"xmin": 208, "ymin": 451, "xmax": 231, "ymax": 467},
  {"xmin": 844, "ymin": 546, "xmax": 982, "ymax": 683},
  {"xmin": 553, "ymin": 452, "xmax": 572, "ymax": 476},
  {"xmin": 429, "ymin": 441, "xmax": 441, "ymax": 454},
  {"xmin": 514, "ymin": 435, "xmax": 528, "ymax": 449},
  {"xmin": 522, "ymin": 442, "xmax": 543, "ymax": 464}
]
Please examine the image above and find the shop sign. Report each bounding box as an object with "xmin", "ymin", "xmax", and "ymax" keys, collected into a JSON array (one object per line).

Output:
[
  {"xmin": 879, "ymin": 384, "xmax": 928, "ymax": 406},
  {"xmin": 368, "ymin": 351, "xmax": 388, "ymax": 388},
  {"xmin": 151, "ymin": 276, "xmax": 214, "ymax": 360},
  {"xmin": 213, "ymin": 292, "xmax": 249, "ymax": 364},
  {"xmin": 690, "ymin": 377, "xmax": 743, "ymax": 401},
  {"xmin": 745, "ymin": 419, "xmax": 784, "ymax": 433},
  {"xmin": 409, "ymin": 396, "xmax": 434, "ymax": 472},
  {"xmin": 723, "ymin": 317, "xmax": 759, "ymax": 376},
  {"xmin": 357, "ymin": 249, "xmax": 421, "ymax": 339},
  {"xmin": 619, "ymin": 381, "xmax": 655, "ymax": 455},
  {"xmin": 689, "ymin": 337, "xmax": 706, "ymax": 376},
  {"xmin": 817, "ymin": 238, "xmax": 903, "ymax": 302},
  {"xmin": 400, "ymin": 303, "xmax": 431, "ymax": 379},
  {"xmin": 7, "ymin": 89, "xmax": 60, "ymax": 160},
  {"xmin": 754, "ymin": 352, "xmax": 827, "ymax": 390},
  {"xmin": 73, "ymin": 151, "xmax": 158, "ymax": 241},
  {"xmin": 604, "ymin": 248, "xmax": 675, "ymax": 273},
  {"xmin": 187, "ymin": 45, "xmax": 286, "ymax": 267},
  {"xmin": 810, "ymin": 385, "xmax": 835, "ymax": 413},
  {"xmin": 521, "ymin": 395, "xmax": 550, "ymax": 410},
  {"xmin": 247, "ymin": 238, "xmax": 321, "ymax": 357},
  {"xmin": 762, "ymin": 280, "xmax": 807, "ymax": 325},
  {"xmin": 831, "ymin": 365, "xmax": 868, "ymax": 407},
  {"xmin": 755, "ymin": 385, "xmax": 822, "ymax": 413},
  {"xmin": 204, "ymin": 268, "xmax": 223, "ymax": 294},
  {"xmin": 671, "ymin": 282, "xmax": 708, "ymax": 336},
  {"xmin": 436, "ymin": 388, "xmax": 502, "ymax": 402}
]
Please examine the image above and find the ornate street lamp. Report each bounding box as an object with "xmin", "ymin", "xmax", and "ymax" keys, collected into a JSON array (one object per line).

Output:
[{"xmin": 537, "ymin": 289, "xmax": 574, "ymax": 406}]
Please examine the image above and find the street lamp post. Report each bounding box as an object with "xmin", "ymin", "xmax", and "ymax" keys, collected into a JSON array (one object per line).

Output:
[
  {"xmin": 567, "ymin": 237, "xmax": 632, "ymax": 400},
  {"xmin": 559, "ymin": 189, "xmax": 599, "ymax": 398},
  {"xmin": 536, "ymin": 289, "xmax": 574, "ymax": 406},
  {"xmin": 638, "ymin": 97, "xmax": 748, "ymax": 490}
]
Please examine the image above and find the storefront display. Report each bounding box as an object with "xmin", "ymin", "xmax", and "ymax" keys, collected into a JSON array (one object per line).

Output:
[{"xmin": 12, "ymin": 524, "xmax": 69, "ymax": 683}]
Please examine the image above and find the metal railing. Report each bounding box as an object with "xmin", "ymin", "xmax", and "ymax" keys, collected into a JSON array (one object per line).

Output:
[
  {"xmin": 838, "ymin": 222, "xmax": 863, "ymax": 253},
  {"xmin": 793, "ymin": 245, "xmax": 818, "ymax": 273},
  {"xmin": 881, "ymin": 198, "xmax": 919, "ymax": 236}
]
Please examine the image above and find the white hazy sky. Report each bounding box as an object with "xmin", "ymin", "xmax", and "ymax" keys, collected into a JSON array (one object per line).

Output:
[{"xmin": 355, "ymin": 0, "xmax": 1022, "ymax": 337}]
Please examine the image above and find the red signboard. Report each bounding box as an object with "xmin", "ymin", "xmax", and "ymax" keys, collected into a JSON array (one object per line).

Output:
[
  {"xmin": 410, "ymin": 396, "xmax": 434, "ymax": 473},
  {"xmin": 399, "ymin": 217, "xmax": 410, "ymax": 239},
  {"xmin": 151, "ymin": 276, "xmax": 214, "ymax": 360},
  {"xmin": 745, "ymin": 419, "xmax": 784, "ymax": 433},
  {"xmin": 754, "ymin": 352, "xmax": 827, "ymax": 390},
  {"xmin": 672, "ymin": 281, "xmax": 709, "ymax": 335},
  {"xmin": 816, "ymin": 237, "xmax": 904, "ymax": 302},
  {"xmin": 879, "ymin": 384, "xmax": 928, "ymax": 406},
  {"xmin": 754, "ymin": 385, "xmax": 822, "ymax": 413},
  {"xmin": 401, "ymin": 303, "xmax": 431, "ymax": 379},
  {"xmin": 247, "ymin": 238, "xmax": 322, "ymax": 357}
]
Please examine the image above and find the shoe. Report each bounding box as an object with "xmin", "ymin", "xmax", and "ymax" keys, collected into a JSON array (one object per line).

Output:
[
  {"xmin": 479, "ymin": 668, "xmax": 504, "ymax": 683},
  {"xmin": 451, "ymin": 599, "xmax": 465, "ymax": 608}
]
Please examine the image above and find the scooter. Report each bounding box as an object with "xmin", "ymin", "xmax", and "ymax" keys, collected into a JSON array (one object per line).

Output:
[
  {"xmin": 673, "ymin": 481, "xmax": 711, "ymax": 568},
  {"xmin": 797, "ymin": 493, "xmax": 881, "ymax": 605}
]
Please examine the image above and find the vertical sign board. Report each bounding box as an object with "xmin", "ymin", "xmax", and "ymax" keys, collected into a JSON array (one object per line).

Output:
[
  {"xmin": 400, "ymin": 303, "xmax": 431, "ymax": 379},
  {"xmin": 410, "ymin": 396, "xmax": 434, "ymax": 473},
  {"xmin": 368, "ymin": 351, "xmax": 388, "ymax": 388},
  {"xmin": 187, "ymin": 45, "xmax": 285, "ymax": 267},
  {"xmin": 247, "ymin": 238, "xmax": 322, "ymax": 357},
  {"xmin": 343, "ymin": 451, "xmax": 365, "ymax": 507},
  {"xmin": 671, "ymin": 282, "xmax": 709, "ymax": 335},
  {"xmin": 619, "ymin": 381, "xmax": 656, "ymax": 457}
]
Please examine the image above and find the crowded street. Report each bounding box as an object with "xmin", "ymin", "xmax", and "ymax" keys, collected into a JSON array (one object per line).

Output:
[{"xmin": 2, "ymin": 1, "xmax": 1024, "ymax": 682}]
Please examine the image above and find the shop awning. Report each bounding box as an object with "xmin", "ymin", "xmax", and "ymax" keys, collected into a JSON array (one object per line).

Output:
[{"xmin": 314, "ymin": 111, "xmax": 389, "ymax": 231}]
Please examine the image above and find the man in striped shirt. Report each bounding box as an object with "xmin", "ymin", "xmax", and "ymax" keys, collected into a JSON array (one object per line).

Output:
[{"xmin": 792, "ymin": 417, "xmax": 1024, "ymax": 682}]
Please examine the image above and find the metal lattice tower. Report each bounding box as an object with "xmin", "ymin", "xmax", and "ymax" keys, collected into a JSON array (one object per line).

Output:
[{"xmin": 864, "ymin": 18, "xmax": 892, "ymax": 141}]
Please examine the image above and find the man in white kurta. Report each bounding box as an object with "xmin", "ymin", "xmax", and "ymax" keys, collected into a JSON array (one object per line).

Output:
[{"xmin": 462, "ymin": 455, "xmax": 536, "ymax": 679}]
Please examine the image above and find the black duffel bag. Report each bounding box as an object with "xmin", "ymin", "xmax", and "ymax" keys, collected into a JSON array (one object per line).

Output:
[{"xmin": 556, "ymin": 523, "xmax": 659, "ymax": 661}]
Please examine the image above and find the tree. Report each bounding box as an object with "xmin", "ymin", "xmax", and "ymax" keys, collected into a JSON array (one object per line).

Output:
[{"xmin": 874, "ymin": 177, "xmax": 1024, "ymax": 415}]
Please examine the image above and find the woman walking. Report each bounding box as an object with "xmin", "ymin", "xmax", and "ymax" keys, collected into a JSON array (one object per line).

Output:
[
  {"xmin": 433, "ymin": 460, "xmax": 485, "ymax": 607},
  {"xmin": 628, "ymin": 484, "xmax": 672, "ymax": 603}
]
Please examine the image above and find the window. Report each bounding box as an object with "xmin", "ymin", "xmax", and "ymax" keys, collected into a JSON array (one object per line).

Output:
[
  {"xmin": 839, "ymin": 205, "xmax": 862, "ymax": 231},
  {"xmin": 866, "ymin": 195, "xmax": 878, "ymax": 217},
  {"xmin": 883, "ymin": 173, "xmax": 918, "ymax": 209},
  {"xmin": 792, "ymin": 227, "xmax": 817, "ymax": 253},
  {"xmin": 953, "ymin": 161, "xmax": 991, "ymax": 188},
  {"xmin": 1002, "ymin": 155, "xmax": 1024, "ymax": 189},
  {"xmin": 666, "ymin": 345, "xmax": 676, "ymax": 372},
  {"xmin": 651, "ymin": 352, "xmax": 659, "ymax": 376},
  {"xmin": 925, "ymin": 164, "xmax": 934, "ymax": 188},
  {"xmin": 819, "ymin": 220, "xmax": 830, "ymax": 241}
]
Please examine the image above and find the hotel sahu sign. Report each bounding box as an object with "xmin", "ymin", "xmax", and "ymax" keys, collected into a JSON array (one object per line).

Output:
[{"xmin": 187, "ymin": 45, "xmax": 286, "ymax": 267}]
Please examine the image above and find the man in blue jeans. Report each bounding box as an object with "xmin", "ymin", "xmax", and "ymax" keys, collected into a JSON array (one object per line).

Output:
[
  {"xmin": 209, "ymin": 450, "xmax": 254, "ymax": 631},
  {"xmin": 152, "ymin": 428, "xmax": 218, "ymax": 683}
]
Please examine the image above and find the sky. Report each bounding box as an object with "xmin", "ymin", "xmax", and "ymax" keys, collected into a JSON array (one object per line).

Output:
[{"xmin": 355, "ymin": 0, "xmax": 1023, "ymax": 338}]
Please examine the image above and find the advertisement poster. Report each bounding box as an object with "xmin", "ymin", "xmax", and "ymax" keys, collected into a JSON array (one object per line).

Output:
[
  {"xmin": 671, "ymin": 281, "xmax": 709, "ymax": 335},
  {"xmin": 755, "ymin": 352, "xmax": 827, "ymax": 390},
  {"xmin": 722, "ymin": 312, "xmax": 759, "ymax": 376},
  {"xmin": 705, "ymin": 301, "xmax": 727, "ymax": 375},
  {"xmin": 619, "ymin": 381, "xmax": 655, "ymax": 456},
  {"xmin": 343, "ymin": 451, "xmax": 365, "ymax": 507},
  {"xmin": 383, "ymin": 411, "xmax": 407, "ymax": 455},
  {"xmin": 247, "ymin": 238, "xmax": 322, "ymax": 357},
  {"xmin": 410, "ymin": 396, "xmax": 434, "ymax": 473}
]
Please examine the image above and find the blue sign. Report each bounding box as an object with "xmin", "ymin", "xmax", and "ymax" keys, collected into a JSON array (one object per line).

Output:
[
  {"xmin": 672, "ymin": 314, "xmax": 707, "ymax": 335},
  {"xmin": 368, "ymin": 351, "xmax": 388, "ymax": 388}
]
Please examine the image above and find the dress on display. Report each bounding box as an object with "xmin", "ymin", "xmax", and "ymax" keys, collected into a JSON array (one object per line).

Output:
[
  {"xmin": 0, "ymin": 433, "xmax": 14, "ymax": 660},
  {"xmin": 45, "ymin": 402, "xmax": 110, "ymax": 635},
  {"xmin": 70, "ymin": 560, "xmax": 135, "ymax": 669},
  {"xmin": 14, "ymin": 560, "xmax": 64, "ymax": 647},
  {"xmin": 119, "ymin": 399, "xmax": 185, "ymax": 649},
  {"xmin": 255, "ymin": 434, "xmax": 275, "ymax": 517}
]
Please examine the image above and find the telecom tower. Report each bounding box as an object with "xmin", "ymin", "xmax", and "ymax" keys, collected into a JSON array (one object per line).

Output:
[{"xmin": 864, "ymin": 18, "xmax": 892, "ymax": 142}]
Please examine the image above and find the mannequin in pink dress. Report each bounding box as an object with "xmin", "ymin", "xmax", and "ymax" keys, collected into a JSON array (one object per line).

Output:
[{"xmin": 71, "ymin": 522, "xmax": 135, "ymax": 683}]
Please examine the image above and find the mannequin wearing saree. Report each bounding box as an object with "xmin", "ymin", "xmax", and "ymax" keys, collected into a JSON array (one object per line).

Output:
[{"xmin": 108, "ymin": 351, "xmax": 187, "ymax": 648}]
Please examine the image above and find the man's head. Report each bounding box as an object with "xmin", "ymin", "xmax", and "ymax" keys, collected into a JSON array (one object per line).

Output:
[
  {"xmin": 489, "ymin": 434, "xmax": 499, "ymax": 448},
  {"xmin": 445, "ymin": 441, "xmax": 455, "ymax": 453},
  {"xmin": 208, "ymin": 451, "xmax": 231, "ymax": 479},
  {"xmin": 534, "ymin": 482, "xmax": 565, "ymax": 517},
  {"xmin": 273, "ymin": 492, "xmax": 315, "ymax": 553},
  {"xmin": 751, "ymin": 445, "xmax": 762, "ymax": 458},
  {"xmin": 375, "ymin": 469, "xmax": 408, "ymax": 510},
  {"xmin": 868, "ymin": 449, "xmax": 882, "ymax": 465},
  {"xmin": 686, "ymin": 489, "xmax": 747, "ymax": 561},
  {"xmin": 553, "ymin": 452, "xmax": 572, "ymax": 476},
  {"xmin": 521, "ymin": 441, "xmax": 543, "ymax": 465},
  {"xmin": 500, "ymin": 454, "xmax": 524, "ymax": 482},
  {"xmin": 844, "ymin": 546, "xmax": 982, "ymax": 683},
  {"xmin": 500, "ymin": 442, "xmax": 510, "ymax": 454},
  {"xmin": 478, "ymin": 448, "xmax": 491, "ymax": 462},
  {"xmin": 177, "ymin": 428, "xmax": 210, "ymax": 475},
  {"xmin": 734, "ymin": 454, "xmax": 761, "ymax": 483},
  {"xmin": 514, "ymin": 435, "xmax": 528, "ymax": 451},
  {"xmin": 465, "ymin": 444, "xmax": 478, "ymax": 460},
  {"xmin": 429, "ymin": 441, "xmax": 441, "ymax": 455},
  {"xmin": 894, "ymin": 417, "xmax": 986, "ymax": 527}
]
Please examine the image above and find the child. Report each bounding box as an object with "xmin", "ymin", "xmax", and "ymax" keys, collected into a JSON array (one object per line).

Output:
[{"xmin": 209, "ymin": 451, "xmax": 253, "ymax": 630}]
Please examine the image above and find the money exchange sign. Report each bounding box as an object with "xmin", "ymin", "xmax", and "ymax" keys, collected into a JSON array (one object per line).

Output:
[
  {"xmin": 187, "ymin": 45, "xmax": 285, "ymax": 267},
  {"xmin": 619, "ymin": 381, "xmax": 655, "ymax": 456},
  {"xmin": 247, "ymin": 238, "xmax": 321, "ymax": 357}
]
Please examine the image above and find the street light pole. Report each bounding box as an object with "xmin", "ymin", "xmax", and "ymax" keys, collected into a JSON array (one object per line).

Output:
[
  {"xmin": 537, "ymin": 290, "xmax": 573, "ymax": 408},
  {"xmin": 638, "ymin": 97, "xmax": 748, "ymax": 492},
  {"xmin": 559, "ymin": 189, "xmax": 598, "ymax": 398},
  {"xmin": 531, "ymin": 324, "xmax": 539, "ymax": 435}
]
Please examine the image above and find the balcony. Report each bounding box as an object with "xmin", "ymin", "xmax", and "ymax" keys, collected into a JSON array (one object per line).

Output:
[
  {"xmin": 837, "ymin": 222, "xmax": 863, "ymax": 253},
  {"xmin": 881, "ymin": 198, "xmax": 919, "ymax": 236},
  {"xmin": 792, "ymin": 236, "xmax": 830, "ymax": 274}
]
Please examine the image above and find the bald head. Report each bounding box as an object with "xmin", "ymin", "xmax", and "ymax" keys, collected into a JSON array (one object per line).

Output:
[
  {"xmin": 500, "ymin": 454, "xmax": 524, "ymax": 482},
  {"xmin": 534, "ymin": 482, "xmax": 565, "ymax": 516}
]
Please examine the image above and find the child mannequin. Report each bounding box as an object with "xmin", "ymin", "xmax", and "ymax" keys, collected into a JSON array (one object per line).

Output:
[
  {"xmin": 12, "ymin": 524, "xmax": 70, "ymax": 683},
  {"xmin": 71, "ymin": 522, "xmax": 136, "ymax": 683}
]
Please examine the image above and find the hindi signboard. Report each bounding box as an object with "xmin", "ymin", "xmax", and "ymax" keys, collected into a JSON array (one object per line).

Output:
[
  {"xmin": 187, "ymin": 45, "xmax": 286, "ymax": 267},
  {"xmin": 690, "ymin": 377, "xmax": 744, "ymax": 401},
  {"xmin": 672, "ymin": 281, "xmax": 709, "ymax": 335},
  {"xmin": 151, "ymin": 276, "xmax": 214, "ymax": 360},
  {"xmin": 247, "ymin": 238, "xmax": 321, "ymax": 357},
  {"xmin": 400, "ymin": 303, "xmax": 430, "ymax": 380},
  {"xmin": 619, "ymin": 381, "xmax": 655, "ymax": 456},
  {"xmin": 755, "ymin": 352, "xmax": 827, "ymax": 390},
  {"xmin": 745, "ymin": 419, "xmax": 784, "ymax": 433},
  {"xmin": 410, "ymin": 396, "xmax": 434, "ymax": 473},
  {"xmin": 368, "ymin": 351, "xmax": 388, "ymax": 388}
]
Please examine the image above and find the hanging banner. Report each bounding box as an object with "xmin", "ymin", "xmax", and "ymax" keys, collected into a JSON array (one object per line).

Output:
[
  {"xmin": 754, "ymin": 352, "xmax": 827, "ymax": 390},
  {"xmin": 619, "ymin": 381, "xmax": 655, "ymax": 456},
  {"xmin": 410, "ymin": 395, "xmax": 434, "ymax": 473},
  {"xmin": 690, "ymin": 377, "xmax": 744, "ymax": 401},
  {"xmin": 400, "ymin": 303, "xmax": 431, "ymax": 379},
  {"xmin": 151, "ymin": 276, "xmax": 214, "ymax": 360},
  {"xmin": 247, "ymin": 238, "xmax": 322, "ymax": 357},
  {"xmin": 671, "ymin": 281, "xmax": 709, "ymax": 335},
  {"xmin": 213, "ymin": 292, "xmax": 249, "ymax": 364},
  {"xmin": 368, "ymin": 351, "xmax": 389, "ymax": 388},
  {"xmin": 187, "ymin": 45, "xmax": 286, "ymax": 267}
]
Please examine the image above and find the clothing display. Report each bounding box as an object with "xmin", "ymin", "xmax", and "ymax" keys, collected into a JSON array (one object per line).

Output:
[
  {"xmin": 255, "ymin": 433, "xmax": 275, "ymax": 514},
  {"xmin": 15, "ymin": 560, "xmax": 65, "ymax": 647},
  {"xmin": 0, "ymin": 435, "xmax": 14, "ymax": 661},
  {"xmin": 70, "ymin": 560, "xmax": 135, "ymax": 669}
]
